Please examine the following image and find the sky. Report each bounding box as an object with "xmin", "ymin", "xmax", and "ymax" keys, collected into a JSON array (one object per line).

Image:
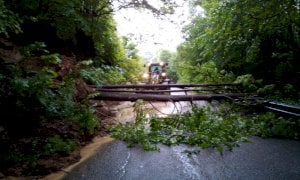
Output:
[{"xmin": 113, "ymin": 0, "xmax": 195, "ymax": 62}]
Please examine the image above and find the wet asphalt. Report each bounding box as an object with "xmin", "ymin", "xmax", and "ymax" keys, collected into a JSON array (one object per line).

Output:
[
  {"xmin": 65, "ymin": 137, "xmax": 300, "ymax": 180},
  {"xmin": 65, "ymin": 89, "xmax": 300, "ymax": 180}
]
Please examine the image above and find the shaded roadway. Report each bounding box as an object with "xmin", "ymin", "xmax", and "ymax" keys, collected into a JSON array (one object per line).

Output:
[{"xmin": 65, "ymin": 137, "xmax": 300, "ymax": 180}]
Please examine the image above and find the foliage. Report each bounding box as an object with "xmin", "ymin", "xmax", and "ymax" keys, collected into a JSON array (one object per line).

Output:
[
  {"xmin": 257, "ymin": 84, "xmax": 276, "ymax": 96},
  {"xmin": 0, "ymin": 0, "xmax": 22, "ymax": 37},
  {"xmin": 2, "ymin": 0, "xmax": 177, "ymax": 66},
  {"xmin": 19, "ymin": 41, "xmax": 48, "ymax": 57},
  {"xmin": 0, "ymin": 0, "xmax": 170, "ymax": 175},
  {"xmin": 1, "ymin": 149, "xmax": 39, "ymax": 169},
  {"xmin": 0, "ymin": 40, "xmax": 105, "ymax": 175},
  {"xmin": 80, "ymin": 63, "xmax": 126, "ymax": 86},
  {"xmin": 234, "ymin": 74, "xmax": 262, "ymax": 92},
  {"xmin": 250, "ymin": 112, "xmax": 300, "ymax": 139},
  {"xmin": 110, "ymin": 103, "xmax": 300, "ymax": 153},
  {"xmin": 8, "ymin": 53, "xmax": 75, "ymax": 119},
  {"xmin": 118, "ymin": 57, "xmax": 144, "ymax": 84},
  {"xmin": 0, "ymin": 42, "xmax": 100, "ymax": 134},
  {"xmin": 159, "ymin": 49, "xmax": 179, "ymax": 82},
  {"xmin": 74, "ymin": 105, "xmax": 99, "ymax": 135},
  {"xmin": 44, "ymin": 135, "xmax": 77, "ymax": 156},
  {"xmin": 118, "ymin": 37, "xmax": 144, "ymax": 83},
  {"xmin": 79, "ymin": 38, "xmax": 144, "ymax": 86},
  {"xmin": 175, "ymin": 58, "xmax": 234, "ymax": 83},
  {"xmin": 122, "ymin": 37, "xmax": 140, "ymax": 60},
  {"xmin": 191, "ymin": 61, "xmax": 234, "ymax": 83},
  {"xmin": 113, "ymin": 0, "xmax": 177, "ymax": 15},
  {"xmin": 176, "ymin": 0, "xmax": 300, "ymax": 92},
  {"xmin": 2, "ymin": 0, "xmax": 121, "ymax": 65},
  {"xmin": 110, "ymin": 100, "xmax": 159, "ymax": 151}
]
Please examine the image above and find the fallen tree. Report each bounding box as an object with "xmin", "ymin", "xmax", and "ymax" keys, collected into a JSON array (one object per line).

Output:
[
  {"xmin": 94, "ymin": 93, "xmax": 247, "ymax": 102},
  {"xmin": 95, "ymin": 88, "xmax": 219, "ymax": 93},
  {"xmin": 97, "ymin": 83, "xmax": 240, "ymax": 89}
]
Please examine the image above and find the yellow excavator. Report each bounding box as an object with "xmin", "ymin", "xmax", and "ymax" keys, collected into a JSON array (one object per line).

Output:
[{"xmin": 142, "ymin": 62, "xmax": 169, "ymax": 84}]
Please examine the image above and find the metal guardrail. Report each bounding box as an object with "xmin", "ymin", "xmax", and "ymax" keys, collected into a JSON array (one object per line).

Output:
[
  {"xmin": 216, "ymin": 96, "xmax": 300, "ymax": 117},
  {"xmin": 264, "ymin": 101, "xmax": 300, "ymax": 117}
]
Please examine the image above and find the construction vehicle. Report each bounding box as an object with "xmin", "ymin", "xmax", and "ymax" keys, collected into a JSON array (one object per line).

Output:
[{"xmin": 142, "ymin": 62, "xmax": 169, "ymax": 84}]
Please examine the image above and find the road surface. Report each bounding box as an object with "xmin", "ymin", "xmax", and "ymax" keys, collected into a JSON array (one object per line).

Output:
[
  {"xmin": 65, "ymin": 88, "xmax": 300, "ymax": 180},
  {"xmin": 65, "ymin": 137, "xmax": 300, "ymax": 180}
]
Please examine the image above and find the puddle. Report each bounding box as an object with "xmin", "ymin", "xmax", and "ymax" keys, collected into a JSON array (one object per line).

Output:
[{"xmin": 110, "ymin": 88, "xmax": 213, "ymax": 123}]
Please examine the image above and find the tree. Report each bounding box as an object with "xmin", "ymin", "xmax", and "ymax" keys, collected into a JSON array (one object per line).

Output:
[
  {"xmin": 177, "ymin": 0, "xmax": 300, "ymax": 90},
  {"xmin": 117, "ymin": 37, "xmax": 144, "ymax": 83},
  {"xmin": 159, "ymin": 49, "xmax": 178, "ymax": 82}
]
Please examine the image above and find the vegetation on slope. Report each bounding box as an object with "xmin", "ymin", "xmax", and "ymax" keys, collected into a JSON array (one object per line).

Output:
[{"xmin": 0, "ymin": 0, "xmax": 148, "ymax": 176}]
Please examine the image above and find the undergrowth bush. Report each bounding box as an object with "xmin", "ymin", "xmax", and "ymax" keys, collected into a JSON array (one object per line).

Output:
[
  {"xmin": 0, "ymin": 42, "xmax": 103, "ymax": 175},
  {"xmin": 235, "ymin": 74, "xmax": 300, "ymax": 105},
  {"xmin": 79, "ymin": 60, "xmax": 126, "ymax": 86},
  {"xmin": 74, "ymin": 105, "xmax": 99, "ymax": 135},
  {"xmin": 44, "ymin": 135, "xmax": 77, "ymax": 156},
  {"xmin": 234, "ymin": 74, "xmax": 262, "ymax": 92},
  {"xmin": 251, "ymin": 112, "xmax": 300, "ymax": 139},
  {"xmin": 0, "ymin": 42, "xmax": 100, "ymax": 135}
]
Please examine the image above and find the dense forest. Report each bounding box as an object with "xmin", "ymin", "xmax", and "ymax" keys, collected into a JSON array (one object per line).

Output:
[
  {"xmin": 175, "ymin": 0, "xmax": 299, "ymax": 100},
  {"xmin": 0, "ymin": 0, "xmax": 299, "ymax": 177}
]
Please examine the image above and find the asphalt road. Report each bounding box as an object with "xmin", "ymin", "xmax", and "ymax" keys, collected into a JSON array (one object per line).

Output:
[
  {"xmin": 65, "ymin": 137, "xmax": 300, "ymax": 180},
  {"xmin": 66, "ymin": 89, "xmax": 300, "ymax": 180}
]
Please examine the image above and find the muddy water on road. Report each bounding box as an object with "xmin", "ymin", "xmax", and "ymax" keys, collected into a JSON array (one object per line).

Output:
[{"xmin": 112, "ymin": 88, "xmax": 212, "ymax": 123}]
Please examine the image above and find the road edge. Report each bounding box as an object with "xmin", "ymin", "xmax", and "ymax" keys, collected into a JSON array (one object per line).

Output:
[{"xmin": 42, "ymin": 136, "xmax": 115, "ymax": 180}]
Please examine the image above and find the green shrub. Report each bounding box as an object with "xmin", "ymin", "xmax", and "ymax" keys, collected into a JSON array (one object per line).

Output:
[
  {"xmin": 0, "ymin": 0, "xmax": 22, "ymax": 37},
  {"xmin": 44, "ymin": 135, "xmax": 77, "ymax": 156},
  {"xmin": 41, "ymin": 53, "xmax": 61, "ymax": 64},
  {"xmin": 80, "ymin": 62, "xmax": 126, "ymax": 86},
  {"xmin": 19, "ymin": 42, "xmax": 48, "ymax": 57},
  {"xmin": 0, "ymin": 43, "xmax": 100, "ymax": 136},
  {"xmin": 257, "ymin": 84, "xmax": 275, "ymax": 95},
  {"xmin": 74, "ymin": 106, "xmax": 99, "ymax": 135},
  {"xmin": 234, "ymin": 74, "xmax": 262, "ymax": 92},
  {"xmin": 190, "ymin": 61, "xmax": 235, "ymax": 84},
  {"xmin": 10, "ymin": 60, "xmax": 75, "ymax": 119},
  {"xmin": 0, "ymin": 147, "xmax": 39, "ymax": 168},
  {"xmin": 251, "ymin": 112, "xmax": 299, "ymax": 139}
]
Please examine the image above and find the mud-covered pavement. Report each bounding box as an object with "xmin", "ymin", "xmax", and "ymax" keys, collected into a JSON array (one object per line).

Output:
[{"xmin": 64, "ymin": 89, "xmax": 300, "ymax": 180}]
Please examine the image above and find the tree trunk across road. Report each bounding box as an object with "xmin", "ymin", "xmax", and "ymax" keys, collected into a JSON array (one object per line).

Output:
[{"xmin": 94, "ymin": 93, "xmax": 247, "ymax": 102}]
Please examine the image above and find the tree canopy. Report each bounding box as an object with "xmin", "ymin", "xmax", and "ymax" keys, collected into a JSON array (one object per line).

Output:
[
  {"xmin": 175, "ymin": 0, "xmax": 299, "ymax": 93},
  {"xmin": 0, "ymin": 0, "xmax": 158, "ymax": 174}
]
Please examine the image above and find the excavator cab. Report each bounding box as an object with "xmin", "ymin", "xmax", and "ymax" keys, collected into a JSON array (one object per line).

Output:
[{"xmin": 142, "ymin": 62, "xmax": 169, "ymax": 84}]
